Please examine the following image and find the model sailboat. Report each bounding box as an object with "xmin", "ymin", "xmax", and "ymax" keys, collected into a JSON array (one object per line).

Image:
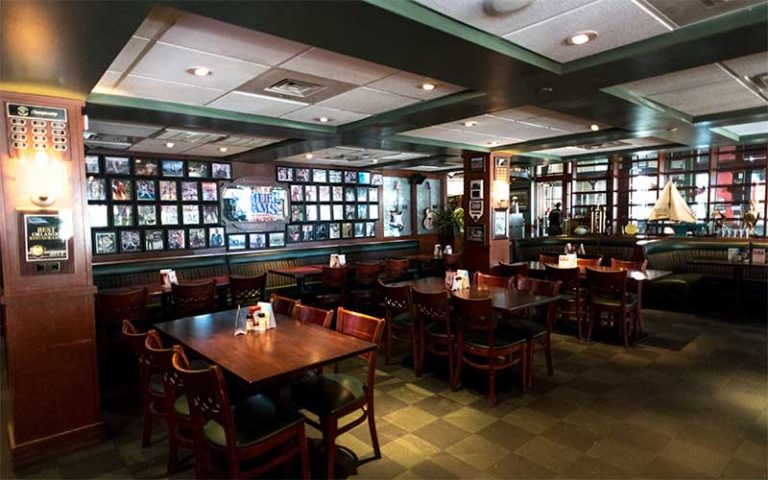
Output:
[{"xmin": 648, "ymin": 180, "xmax": 697, "ymax": 223}]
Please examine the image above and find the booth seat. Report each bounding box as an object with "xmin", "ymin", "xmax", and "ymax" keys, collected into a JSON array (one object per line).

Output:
[{"xmin": 513, "ymin": 236, "xmax": 640, "ymax": 264}]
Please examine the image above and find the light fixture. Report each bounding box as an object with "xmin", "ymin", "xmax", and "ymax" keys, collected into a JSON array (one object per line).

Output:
[
  {"xmin": 305, "ymin": 153, "xmax": 313, "ymax": 160},
  {"xmin": 463, "ymin": 121, "xmax": 478, "ymax": 127},
  {"xmin": 420, "ymin": 83, "xmax": 436, "ymax": 91},
  {"xmin": 188, "ymin": 66, "xmax": 212, "ymax": 77},
  {"xmin": 218, "ymin": 147, "xmax": 229, "ymax": 153},
  {"xmin": 590, "ymin": 124, "xmax": 600, "ymax": 131},
  {"xmin": 166, "ymin": 142, "xmax": 175, "ymax": 149},
  {"xmin": 667, "ymin": 127, "xmax": 678, "ymax": 132},
  {"xmin": 317, "ymin": 117, "xmax": 330, "ymax": 123},
  {"xmin": 487, "ymin": 141, "xmax": 499, "ymax": 146},
  {"xmin": 566, "ymin": 31, "xmax": 598, "ymax": 46},
  {"xmin": 28, "ymin": 151, "xmax": 62, "ymax": 207},
  {"xmin": 372, "ymin": 159, "xmax": 378, "ymax": 164}
]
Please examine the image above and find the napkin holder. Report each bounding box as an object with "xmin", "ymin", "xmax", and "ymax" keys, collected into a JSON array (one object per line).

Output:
[
  {"xmin": 558, "ymin": 254, "xmax": 577, "ymax": 268},
  {"xmin": 257, "ymin": 302, "xmax": 276, "ymax": 330},
  {"xmin": 451, "ymin": 269, "xmax": 470, "ymax": 291},
  {"xmin": 160, "ymin": 269, "xmax": 177, "ymax": 289},
  {"xmin": 751, "ymin": 248, "xmax": 765, "ymax": 264},
  {"xmin": 329, "ymin": 254, "xmax": 347, "ymax": 267}
]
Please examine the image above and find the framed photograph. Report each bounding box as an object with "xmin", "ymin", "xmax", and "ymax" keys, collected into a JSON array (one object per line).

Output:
[
  {"xmin": 105, "ymin": 156, "xmax": 130, "ymax": 175},
  {"xmin": 354, "ymin": 222, "xmax": 365, "ymax": 238},
  {"xmin": 332, "ymin": 186, "xmax": 343, "ymax": 202},
  {"xmin": 371, "ymin": 173, "xmax": 383, "ymax": 186},
  {"xmin": 144, "ymin": 229, "xmax": 165, "ymax": 251},
  {"xmin": 304, "ymin": 185, "xmax": 317, "ymax": 202},
  {"xmin": 159, "ymin": 180, "xmax": 177, "ymax": 201},
  {"xmin": 182, "ymin": 204, "xmax": 200, "ymax": 225},
  {"xmin": 470, "ymin": 156, "xmax": 485, "ymax": 172},
  {"xmin": 269, "ymin": 231, "xmax": 286, "ymax": 248},
  {"xmin": 358, "ymin": 171, "xmax": 371, "ymax": 185},
  {"xmin": 208, "ymin": 227, "xmax": 225, "ymax": 248},
  {"xmin": 332, "ymin": 204, "xmax": 344, "ymax": 221},
  {"xmin": 368, "ymin": 187, "xmax": 378, "ymax": 202},
  {"xmin": 493, "ymin": 209, "xmax": 508, "ymax": 239},
  {"xmin": 85, "ymin": 155, "xmax": 100, "ymax": 174},
  {"xmin": 249, "ymin": 233, "xmax": 267, "ymax": 249},
  {"xmin": 301, "ymin": 224, "xmax": 314, "ymax": 242},
  {"xmin": 305, "ymin": 204, "xmax": 318, "ymax": 222},
  {"xmin": 369, "ymin": 204, "xmax": 379, "ymax": 220},
  {"xmin": 94, "ymin": 231, "xmax": 117, "ymax": 254},
  {"xmin": 137, "ymin": 205, "xmax": 157, "ymax": 226},
  {"xmin": 189, "ymin": 228, "xmax": 207, "ymax": 248},
  {"xmin": 290, "ymin": 184, "xmax": 304, "ymax": 202},
  {"xmin": 329, "ymin": 223, "xmax": 340, "ymax": 239},
  {"xmin": 313, "ymin": 169, "xmax": 328, "ymax": 183},
  {"xmin": 202, "ymin": 181, "xmax": 219, "ymax": 201},
  {"xmin": 112, "ymin": 205, "xmax": 133, "ymax": 227},
  {"xmin": 344, "ymin": 204, "xmax": 356, "ymax": 220},
  {"xmin": 357, "ymin": 186, "xmax": 368, "ymax": 202},
  {"xmin": 181, "ymin": 181, "xmax": 199, "ymax": 201},
  {"xmin": 318, "ymin": 185, "xmax": 331, "ymax": 202},
  {"xmin": 162, "ymin": 160, "xmax": 185, "ymax": 177},
  {"xmin": 342, "ymin": 222, "xmax": 353, "ymax": 239},
  {"xmin": 227, "ymin": 233, "xmax": 246, "ymax": 251},
  {"xmin": 357, "ymin": 204, "xmax": 368, "ymax": 220},
  {"xmin": 315, "ymin": 223, "xmax": 328, "ymax": 241},
  {"xmin": 366, "ymin": 221, "xmax": 376, "ymax": 237},
  {"xmin": 344, "ymin": 171, "xmax": 357, "ymax": 184},
  {"xmin": 161, "ymin": 204, "xmax": 179, "ymax": 225},
  {"xmin": 467, "ymin": 225, "xmax": 484, "ymax": 243},
  {"xmin": 88, "ymin": 204, "xmax": 108, "ymax": 228},
  {"xmin": 134, "ymin": 158, "xmax": 158, "ymax": 176},
  {"xmin": 291, "ymin": 205, "xmax": 305, "ymax": 222},
  {"xmin": 188, "ymin": 161, "xmax": 210, "ymax": 178},
  {"xmin": 135, "ymin": 179, "xmax": 156, "ymax": 201},
  {"xmin": 277, "ymin": 166, "xmax": 293, "ymax": 182},
  {"xmin": 110, "ymin": 178, "xmax": 132, "ymax": 201},
  {"xmin": 87, "ymin": 177, "xmax": 106, "ymax": 201},
  {"xmin": 202, "ymin": 204, "xmax": 219, "ymax": 224},
  {"xmin": 328, "ymin": 170, "xmax": 343, "ymax": 183},
  {"xmin": 287, "ymin": 225, "xmax": 301, "ymax": 243},
  {"xmin": 212, "ymin": 163, "xmax": 231, "ymax": 179},
  {"xmin": 344, "ymin": 187, "xmax": 356, "ymax": 203},
  {"xmin": 295, "ymin": 168, "xmax": 310, "ymax": 183},
  {"xmin": 120, "ymin": 230, "xmax": 141, "ymax": 253},
  {"xmin": 469, "ymin": 179, "xmax": 484, "ymax": 200},
  {"xmin": 319, "ymin": 204, "xmax": 332, "ymax": 221},
  {"xmin": 167, "ymin": 229, "xmax": 186, "ymax": 250}
]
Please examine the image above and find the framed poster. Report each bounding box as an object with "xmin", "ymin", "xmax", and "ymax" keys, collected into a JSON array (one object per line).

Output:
[
  {"xmin": 23, "ymin": 212, "xmax": 71, "ymax": 262},
  {"xmin": 493, "ymin": 209, "xmax": 508, "ymax": 239},
  {"xmin": 470, "ymin": 156, "xmax": 485, "ymax": 172},
  {"xmin": 467, "ymin": 225, "xmax": 484, "ymax": 243}
]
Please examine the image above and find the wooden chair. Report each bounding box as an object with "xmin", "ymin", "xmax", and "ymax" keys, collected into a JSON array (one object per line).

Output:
[
  {"xmin": 314, "ymin": 266, "xmax": 348, "ymax": 310},
  {"xmin": 171, "ymin": 280, "xmax": 217, "ymax": 318},
  {"xmin": 489, "ymin": 261, "xmax": 529, "ymax": 284},
  {"xmin": 474, "ymin": 272, "xmax": 509, "ymax": 289},
  {"xmin": 229, "ymin": 273, "xmax": 267, "ymax": 307},
  {"xmin": 513, "ymin": 276, "xmax": 561, "ymax": 388},
  {"xmin": 545, "ymin": 264, "xmax": 586, "ymax": 338},
  {"xmin": 172, "ymin": 354, "xmax": 310, "ymax": 480},
  {"xmin": 271, "ymin": 293, "xmax": 300, "ymax": 317},
  {"xmin": 539, "ymin": 253, "xmax": 559, "ymax": 264},
  {"xmin": 577, "ymin": 257, "xmax": 602, "ymax": 268},
  {"xmin": 585, "ymin": 268, "xmax": 639, "ymax": 347},
  {"xmin": 609, "ymin": 258, "xmax": 648, "ymax": 333},
  {"xmin": 291, "ymin": 304, "xmax": 333, "ymax": 329},
  {"xmin": 443, "ymin": 253, "xmax": 462, "ymax": 271},
  {"xmin": 296, "ymin": 308, "xmax": 385, "ymax": 480},
  {"xmin": 349, "ymin": 261, "xmax": 382, "ymax": 312},
  {"xmin": 450, "ymin": 295, "xmax": 527, "ymax": 407},
  {"xmin": 377, "ymin": 280, "xmax": 414, "ymax": 366},
  {"xmin": 412, "ymin": 288, "xmax": 454, "ymax": 379},
  {"xmin": 383, "ymin": 258, "xmax": 409, "ymax": 282},
  {"xmin": 95, "ymin": 287, "xmax": 148, "ymax": 380},
  {"xmin": 610, "ymin": 258, "xmax": 648, "ymax": 271},
  {"xmin": 122, "ymin": 320, "xmax": 164, "ymax": 447}
]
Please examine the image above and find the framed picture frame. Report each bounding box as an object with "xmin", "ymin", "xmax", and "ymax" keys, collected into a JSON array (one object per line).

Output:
[
  {"xmin": 371, "ymin": 173, "xmax": 383, "ymax": 186},
  {"xmin": 208, "ymin": 227, "xmax": 225, "ymax": 248},
  {"xmin": 332, "ymin": 186, "xmax": 343, "ymax": 202},
  {"xmin": 344, "ymin": 171, "xmax": 357, "ymax": 184},
  {"xmin": 136, "ymin": 179, "xmax": 156, "ymax": 201},
  {"xmin": 85, "ymin": 155, "xmax": 101, "ymax": 174},
  {"xmin": 342, "ymin": 222, "xmax": 353, "ymax": 239},
  {"xmin": 112, "ymin": 204, "xmax": 133, "ymax": 227},
  {"xmin": 212, "ymin": 163, "xmax": 231, "ymax": 179},
  {"xmin": 134, "ymin": 158, "xmax": 158, "ymax": 176},
  {"xmin": 94, "ymin": 230, "xmax": 117, "ymax": 254},
  {"xmin": 328, "ymin": 170, "xmax": 343, "ymax": 184},
  {"xmin": 110, "ymin": 178, "xmax": 132, "ymax": 201},
  {"xmin": 201, "ymin": 182, "xmax": 218, "ymax": 201},
  {"xmin": 304, "ymin": 185, "xmax": 317, "ymax": 202},
  {"xmin": 268, "ymin": 231, "xmax": 285, "ymax": 248},
  {"xmin": 312, "ymin": 169, "xmax": 328, "ymax": 183},
  {"xmin": 159, "ymin": 180, "xmax": 178, "ymax": 201},
  {"xmin": 467, "ymin": 225, "xmax": 484, "ymax": 243},
  {"xmin": 88, "ymin": 204, "xmax": 108, "ymax": 228},
  {"xmin": 294, "ymin": 168, "xmax": 310, "ymax": 183},
  {"xmin": 188, "ymin": 228, "xmax": 207, "ymax": 249},
  {"xmin": 167, "ymin": 229, "xmax": 186, "ymax": 250},
  {"xmin": 162, "ymin": 159, "xmax": 184, "ymax": 177},
  {"xmin": 493, "ymin": 209, "xmax": 508, "ymax": 239},
  {"xmin": 318, "ymin": 185, "xmax": 331, "ymax": 202},
  {"xmin": 202, "ymin": 204, "xmax": 219, "ymax": 224},
  {"xmin": 160, "ymin": 204, "xmax": 179, "ymax": 225},
  {"xmin": 469, "ymin": 179, "xmax": 484, "ymax": 200},
  {"xmin": 86, "ymin": 177, "xmax": 106, "ymax": 201},
  {"xmin": 105, "ymin": 156, "xmax": 130, "ymax": 175},
  {"xmin": 276, "ymin": 166, "xmax": 294, "ymax": 182},
  {"xmin": 182, "ymin": 204, "xmax": 200, "ymax": 225},
  {"xmin": 187, "ymin": 161, "xmax": 210, "ymax": 178},
  {"xmin": 227, "ymin": 233, "xmax": 246, "ymax": 250},
  {"xmin": 290, "ymin": 184, "xmax": 304, "ymax": 202},
  {"xmin": 329, "ymin": 223, "xmax": 340, "ymax": 239},
  {"xmin": 469, "ymin": 156, "xmax": 485, "ymax": 172},
  {"xmin": 249, "ymin": 233, "xmax": 267, "ymax": 249},
  {"xmin": 287, "ymin": 225, "xmax": 301, "ymax": 243},
  {"xmin": 301, "ymin": 224, "xmax": 314, "ymax": 242},
  {"xmin": 137, "ymin": 205, "xmax": 157, "ymax": 226},
  {"xmin": 315, "ymin": 223, "xmax": 328, "ymax": 241},
  {"xmin": 119, "ymin": 230, "xmax": 141, "ymax": 253},
  {"xmin": 144, "ymin": 229, "xmax": 165, "ymax": 251},
  {"xmin": 358, "ymin": 171, "xmax": 371, "ymax": 185},
  {"xmin": 181, "ymin": 181, "xmax": 199, "ymax": 201}
]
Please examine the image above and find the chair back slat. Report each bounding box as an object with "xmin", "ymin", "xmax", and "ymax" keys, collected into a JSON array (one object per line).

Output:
[
  {"xmin": 384, "ymin": 258, "xmax": 409, "ymax": 280},
  {"xmin": 292, "ymin": 304, "xmax": 333, "ymax": 329},
  {"xmin": 122, "ymin": 320, "xmax": 154, "ymax": 368},
  {"xmin": 451, "ymin": 295, "xmax": 495, "ymax": 351},
  {"xmin": 335, "ymin": 308, "xmax": 385, "ymax": 388},
  {"xmin": 355, "ymin": 262, "xmax": 382, "ymax": 285},
  {"xmin": 97, "ymin": 287, "xmax": 148, "ymax": 328},
  {"xmin": 230, "ymin": 273, "xmax": 267, "ymax": 307},
  {"xmin": 377, "ymin": 280, "xmax": 411, "ymax": 317},
  {"xmin": 145, "ymin": 333, "xmax": 190, "ymax": 402},
  {"xmin": 171, "ymin": 280, "xmax": 217, "ymax": 318},
  {"xmin": 322, "ymin": 266, "xmax": 349, "ymax": 289},
  {"xmin": 544, "ymin": 264, "xmax": 580, "ymax": 290},
  {"xmin": 474, "ymin": 272, "xmax": 508, "ymax": 289},
  {"xmin": 270, "ymin": 293, "xmax": 300, "ymax": 316},
  {"xmin": 517, "ymin": 276, "xmax": 562, "ymax": 331},
  {"xmin": 586, "ymin": 267, "xmax": 628, "ymax": 297},
  {"xmin": 412, "ymin": 289, "xmax": 451, "ymax": 336}
]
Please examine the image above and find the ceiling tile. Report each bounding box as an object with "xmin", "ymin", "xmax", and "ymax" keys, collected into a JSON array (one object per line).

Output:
[
  {"xmin": 281, "ymin": 105, "xmax": 369, "ymax": 125},
  {"xmin": 92, "ymin": 71, "xmax": 125, "ymax": 94},
  {"xmin": 535, "ymin": 136, "xmax": 666, "ymax": 156},
  {"xmin": 280, "ymin": 48, "xmax": 397, "ymax": 85},
  {"xmin": 115, "ymin": 74, "xmax": 225, "ymax": 105},
  {"xmin": 317, "ymin": 87, "xmax": 419, "ymax": 115},
  {"xmin": 181, "ymin": 144, "xmax": 254, "ymax": 157},
  {"xmin": 159, "ymin": 13, "xmax": 309, "ymax": 66},
  {"xmin": 503, "ymin": 0, "xmax": 671, "ymax": 62},
  {"xmin": 722, "ymin": 121, "xmax": 768, "ymax": 137},
  {"xmin": 207, "ymin": 91, "xmax": 308, "ymax": 117},
  {"xmin": 366, "ymin": 72, "xmax": 463, "ymax": 100},
  {"xmin": 87, "ymin": 120, "xmax": 164, "ymax": 137},
  {"xmin": 108, "ymin": 36, "xmax": 151, "ymax": 73},
  {"xmin": 131, "ymin": 42, "xmax": 270, "ymax": 91},
  {"xmin": 648, "ymin": 80, "xmax": 766, "ymax": 116},
  {"xmin": 723, "ymin": 52, "xmax": 768, "ymax": 82},
  {"xmin": 129, "ymin": 138, "xmax": 198, "ymax": 154},
  {"xmin": 645, "ymin": 0, "xmax": 763, "ymax": 26},
  {"xmin": 400, "ymin": 126, "xmax": 516, "ymax": 147},
  {"xmin": 618, "ymin": 64, "xmax": 731, "ymax": 96}
]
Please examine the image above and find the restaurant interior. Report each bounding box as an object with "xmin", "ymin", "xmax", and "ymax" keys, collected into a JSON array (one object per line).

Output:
[{"xmin": 1, "ymin": 1, "xmax": 767, "ymax": 479}]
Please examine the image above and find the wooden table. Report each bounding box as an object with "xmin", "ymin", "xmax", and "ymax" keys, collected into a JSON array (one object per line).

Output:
[
  {"xmin": 687, "ymin": 258, "xmax": 768, "ymax": 312},
  {"xmin": 155, "ymin": 310, "xmax": 376, "ymax": 386},
  {"xmin": 526, "ymin": 262, "xmax": 673, "ymax": 282},
  {"xmin": 268, "ymin": 265, "xmax": 324, "ymax": 297}
]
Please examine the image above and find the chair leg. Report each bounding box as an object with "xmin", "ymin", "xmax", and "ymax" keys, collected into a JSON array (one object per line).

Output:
[
  {"xmin": 488, "ymin": 364, "xmax": 496, "ymax": 408},
  {"xmin": 367, "ymin": 403, "xmax": 381, "ymax": 459},
  {"xmin": 587, "ymin": 308, "xmax": 595, "ymax": 342},
  {"xmin": 544, "ymin": 337, "xmax": 553, "ymax": 376},
  {"xmin": 323, "ymin": 418, "xmax": 338, "ymax": 480},
  {"xmin": 520, "ymin": 347, "xmax": 527, "ymax": 393},
  {"xmin": 141, "ymin": 398, "xmax": 153, "ymax": 447},
  {"xmin": 227, "ymin": 451, "xmax": 239, "ymax": 479},
  {"xmin": 527, "ymin": 341, "xmax": 535, "ymax": 389},
  {"xmin": 447, "ymin": 340, "xmax": 455, "ymax": 387},
  {"xmin": 298, "ymin": 425, "xmax": 311, "ymax": 480},
  {"xmin": 451, "ymin": 345, "xmax": 462, "ymax": 390},
  {"xmin": 385, "ymin": 321, "xmax": 393, "ymax": 365},
  {"xmin": 166, "ymin": 423, "xmax": 179, "ymax": 475},
  {"xmin": 621, "ymin": 311, "xmax": 629, "ymax": 348}
]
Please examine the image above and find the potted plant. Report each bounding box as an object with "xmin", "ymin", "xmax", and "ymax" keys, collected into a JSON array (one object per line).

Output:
[{"xmin": 433, "ymin": 205, "xmax": 464, "ymax": 248}]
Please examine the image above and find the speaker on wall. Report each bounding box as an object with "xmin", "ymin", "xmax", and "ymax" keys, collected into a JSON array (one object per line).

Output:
[{"xmin": 410, "ymin": 174, "xmax": 427, "ymax": 185}]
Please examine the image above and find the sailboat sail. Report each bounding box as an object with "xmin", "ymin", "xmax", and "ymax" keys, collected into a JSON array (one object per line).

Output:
[{"xmin": 648, "ymin": 180, "xmax": 697, "ymax": 223}]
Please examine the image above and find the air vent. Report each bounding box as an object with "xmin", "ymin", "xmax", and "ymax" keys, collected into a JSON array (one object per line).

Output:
[
  {"xmin": 215, "ymin": 136, "xmax": 272, "ymax": 148},
  {"xmin": 84, "ymin": 135, "xmax": 133, "ymax": 150},
  {"xmin": 745, "ymin": 72, "xmax": 768, "ymax": 90},
  {"xmin": 264, "ymin": 78, "xmax": 326, "ymax": 98},
  {"xmin": 576, "ymin": 140, "xmax": 631, "ymax": 150},
  {"xmin": 154, "ymin": 128, "xmax": 225, "ymax": 144}
]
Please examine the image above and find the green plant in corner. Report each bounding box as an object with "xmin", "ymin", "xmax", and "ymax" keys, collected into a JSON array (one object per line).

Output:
[{"xmin": 433, "ymin": 206, "xmax": 464, "ymax": 234}]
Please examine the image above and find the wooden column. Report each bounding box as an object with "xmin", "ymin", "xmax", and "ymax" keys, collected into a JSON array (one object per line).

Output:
[{"xmin": 0, "ymin": 91, "xmax": 103, "ymax": 465}]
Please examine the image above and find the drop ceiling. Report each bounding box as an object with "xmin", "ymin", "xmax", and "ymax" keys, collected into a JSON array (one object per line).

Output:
[
  {"xmin": 530, "ymin": 136, "xmax": 670, "ymax": 156},
  {"xmin": 719, "ymin": 120, "xmax": 768, "ymax": 137},
  {"xmin": 275, "ymin": 147, "xmax": 429, "ymax": 167}
]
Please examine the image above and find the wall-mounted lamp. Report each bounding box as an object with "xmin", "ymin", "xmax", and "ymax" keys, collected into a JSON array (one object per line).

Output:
[
  {"xmin": 493, "ymin": 179, "xmax": 509, "ymax": 209},
  {"xmin": 27, "ymin": 151, "xmax": 62, "ymax": 207}
]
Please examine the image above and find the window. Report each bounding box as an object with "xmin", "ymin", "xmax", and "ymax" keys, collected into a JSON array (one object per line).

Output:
[{"xmin": 572, "ymin": 158, "xmax": 610, "ymax": 220}]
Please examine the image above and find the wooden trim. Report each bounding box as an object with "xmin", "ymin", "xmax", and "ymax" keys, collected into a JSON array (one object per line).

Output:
[{"xmin": 8, "ymin": 421, "xmax": 105, "ymax": 467}]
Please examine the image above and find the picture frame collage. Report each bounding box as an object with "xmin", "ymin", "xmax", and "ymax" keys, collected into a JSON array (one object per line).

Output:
[
  {"xmin": 276, "ymin": 166, "xmax": 382, "ymax": 243},
  {"xmin": 86, "ymin": 154, "xmax": 232, "ymax": 255}
]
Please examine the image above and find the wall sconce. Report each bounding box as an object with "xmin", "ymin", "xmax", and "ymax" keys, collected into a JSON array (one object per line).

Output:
[
  {"xmin": 28, "ymin": 151, "xmax": 62, "ymax": 207},
  {"xmin": 493, "ymin": 179, "xmax": 509, "ymax": 209}
]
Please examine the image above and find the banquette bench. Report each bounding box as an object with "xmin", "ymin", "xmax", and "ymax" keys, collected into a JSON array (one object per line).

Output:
[{"xmin": 513, "ymin": 236, "xmax": 641, "ymax": 264}]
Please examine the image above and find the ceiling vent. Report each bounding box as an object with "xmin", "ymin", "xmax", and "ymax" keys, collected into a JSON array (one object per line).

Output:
[
  {"xmin": 84, "ymin": 134, "xmax": 133, "ymax": 150},
  {"xmin": 576, "ymin": 140, "xmax": 631, "ymax": 150},
  {"xmin": 265, "ymin": 78, "xmax": 326, "ymax": 99},
  {"xmin": 215, "ymin": 136, "xmax": 272, "ymax": 148},
  {"xmin": 153, "ymin": 128, "xmax": 225, "ymax": 144},
  {"xmin": 745, "ymin": 72, "xmax": 768, "ymax": 91}
]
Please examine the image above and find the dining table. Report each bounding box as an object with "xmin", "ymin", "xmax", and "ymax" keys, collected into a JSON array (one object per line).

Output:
[
  {"xmin": 154, "ymin": 309, "xmax": 376, "ymax": 386},
  {"xmin": 268, "ymin": 264, "xmax": 325, "ymax": 297}
]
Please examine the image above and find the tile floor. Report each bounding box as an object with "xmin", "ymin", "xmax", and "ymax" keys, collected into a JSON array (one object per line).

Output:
[{"xmin": 2, "ymin": 309, "xmax": 766, "ymax": 479}]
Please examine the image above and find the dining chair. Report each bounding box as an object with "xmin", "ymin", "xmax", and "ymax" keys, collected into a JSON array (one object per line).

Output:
[
  {"xmin": 443, "ymin": 253, "xmax": 462, "ymax": 271},
  {"xmin": 349, "ymin": 261, "xmax": 382, "ymax": 312},
  {"xmin": 295, "ymin": 308, "xmax": 385, "ymax": 480},
  {"xmin": 577, "ymin": 257, "xmax": 602, "ymax": 268},
  {"xmin": 544, "ymin": 264, "xmax": 586, "ymax": 338},
  {"xmin": 489, "ymin": 261, "xmax": 529, "ymax": 285},
  {"xmin": 314, "ymin": 266, "xmax": 349, "ymax": 310},
  {"xmin": 271, "ymin": 293, "xmax": 300, "ymax": 317},
  {"xmin": 412, "ymin": 288, "xmax": 453, "ymax": 380},
  {"xmin": 585, "ymin": 267, "xmax": 638, "ymax": 347},
  {"xmin": 229, "ymin": 273, "xmax": 267, "ymax": 307},
  {"xmin": 377, "ymin": 280, "xmax": 414, "ymax": 366},
  {"xmin": 122, "ymin": 320, "xmax": 164, "ymax": 447},
  {"xmin": 609, "ymin": 258, "xmax": 648, "ymax": 333},
  {"xmin": 383, "ymin": 258, "xmax": 409, "ymax": 282},
  {"xmin": 450, "ymin": 294, "xmax": 527, "ymax": 407},
  {"xmin": 513, "ymin": 276, "xmax": 561, "ymax": 388},
  {"xmin": 171, "ymin": 280, "xmax": 217, "ymax": 318},
  {"xmin": 539, "ymin": 253, "xmax": 559, "ymax": 264},
  {"xmin": 172, "ymin": 354, "xmax": 310, "ymax": 480},
  {"xmin": 474, "ymin": 272, "xmax": 509, "ymax": 289},
  {"xmin": 610, "ymin": 258, "xmax": 648, "ymax": 271},
  {"xmin": 291, "ymin": 303, "xmax": 334, "ymax": 329},
  {"xmin": 95, "ymin": 287, "xmax": 148, "ymax": 381}
]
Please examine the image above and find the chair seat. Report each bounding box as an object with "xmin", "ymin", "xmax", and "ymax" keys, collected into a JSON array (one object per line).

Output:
[
  {"xmin": 592, "ymin": 293, "xmax": 638, "ymax": 308},
  {"xmin": 174, "ymin": 394, "xmax": 190, "ymax": 417},
  {"xmin": 425, "ymin": 321, "xmax": 456, "ymax": 337},
  {"xmin": 392, "ymin": 312, "xmax": 411, "ymax": 326},
  {"xmin": 149, "ymin": 374, "xmax": 164, "ymax": 395},
  {"xmin": 464, "ymin": 331, "xmax": 527, "ymax": 349},
  {"xmin": 508, "ymin": 318, "xmax": 547, "ymax": 339},
  {"xmin": 295, "ymin": 373, "xmax": 366, "ymax": 415},
  {"xmin": 203, "ymin": 393, "xmax": 305, "ymax": 448}
]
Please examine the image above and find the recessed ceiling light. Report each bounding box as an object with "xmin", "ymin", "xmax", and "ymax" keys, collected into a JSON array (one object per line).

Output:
[
  {"xmin": 590, "ymin": 124, "xmax": 600, "ymax": 131},
  {"xmin": 187, "ymin": 66, "xmax": 212, "ymax": 77},
  {"xmin": 421, "ymin": 83, "xmax": 436, "ymax": 91},
  {"xmin": 567, "ymin": 31, "xmax": 598, "ymax": 46},
  {"xmin": 166, "ymin": 142, "xmax": 175, "ymax": 148},
  {"xmin": 218, "ymin": 147, "xmax": 228, "ymax": 153},
  {"xmin": 463, "ymin": 121, "xmax": 478, "ymax": 127},
  {"xmin": 317, "ymin": 117, "xmax": 330, "ymax": 123},
  {"xmin": 488, "ymin": 141, "xmax": 499, "ymax": 146},
  {"xmin": 667, "ymin": 127, "xmax": 678, "ymax": 132},
  {"xmin": 372, "ymin": 159, "xmax": 378, "ymax": 164},
  {"xmin": 305, "ymin": 153, "xmax": 313, "ymax": 160}
]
